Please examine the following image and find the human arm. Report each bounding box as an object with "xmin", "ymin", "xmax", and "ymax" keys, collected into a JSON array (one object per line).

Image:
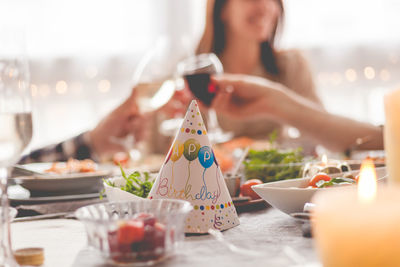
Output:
[
  {"xmin": 20, "ymin": 90, "xmax": 146, "ymax": 163},
  {"xmin": 18, "ymin": 132, "xmax": 94, "ymax": 164},
  {"xmin": 211, "ymin": 74, "xmax": 383, "ymax": 152}
]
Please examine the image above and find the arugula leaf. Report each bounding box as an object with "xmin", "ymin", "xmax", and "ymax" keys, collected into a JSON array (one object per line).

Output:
[
  {"xmin": 103, "ymin": 167, "xmax": 154, "ymax": 198},
  {"xmin": 268, "ymin": 129, "xmax": 278, "ymax": 145},
  {"xmin": 317, "ymin": 177, "xmax": 356, "ymax": 188}
]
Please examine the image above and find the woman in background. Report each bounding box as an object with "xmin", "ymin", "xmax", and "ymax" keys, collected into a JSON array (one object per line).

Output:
[{"xmin": 197, "ymin": 0, "xmax": 322, "ymax": 146}]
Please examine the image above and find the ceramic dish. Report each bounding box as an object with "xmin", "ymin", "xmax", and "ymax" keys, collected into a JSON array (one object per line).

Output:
[
  {"xmin": 251, "ymin": 167, "xmax": 387, "ymax": 215},
  {"xmin": 12, "ymin": 163, "xmax": 113, "ymax": 194},
  {"xmin": 9, "ymin": 192, "xmax": 100, "ymax": 205}
]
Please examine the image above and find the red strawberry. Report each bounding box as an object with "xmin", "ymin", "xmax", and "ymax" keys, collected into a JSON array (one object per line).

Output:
[
  {"xmin": 134, "ymin": 213, "xmax": 156, "ymax": 226},
  {"xmin": 117, "ymin": 220, "xmax": 145, "ymax": 245},
  {"xmin": 153, "ymin": 222, "xmax": 166, "ymax": 249}
]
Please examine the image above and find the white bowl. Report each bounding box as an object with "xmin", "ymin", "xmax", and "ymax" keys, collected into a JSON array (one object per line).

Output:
[
  {"xmin": 251, "ymin": 167, "xmax": 387, "ymax": 215},
  {"xmin": 103, "ymin": 176, "xmax": 145, "ymax": 202}
]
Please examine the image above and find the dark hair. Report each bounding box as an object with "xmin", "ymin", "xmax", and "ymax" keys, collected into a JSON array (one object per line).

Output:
[{"xmin": 212, "ymin": 0, "xmax": 284, "ymax": 75}]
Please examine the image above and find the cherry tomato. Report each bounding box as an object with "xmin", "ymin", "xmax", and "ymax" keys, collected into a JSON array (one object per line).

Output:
[
  {"xmin": 240, "ymin": 179, "xmax": 262, "ymax": 200},
  {"xmin": 308, "ymin": 173, "xmax": 331, "ymax": 187}
]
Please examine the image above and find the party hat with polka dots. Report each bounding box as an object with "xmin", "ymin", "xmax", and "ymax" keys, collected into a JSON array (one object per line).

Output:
[{"xmin": 149, "ymin": 100, "xmax": 240, "ymax": 233}]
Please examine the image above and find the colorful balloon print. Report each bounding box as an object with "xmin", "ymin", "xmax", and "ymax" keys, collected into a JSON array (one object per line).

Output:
[
  {"xmin": 184, "ymin": 139, "xmax": 200, "ymax": 161},
  {"xmin": 198, "ymin": 146, "xmax": 214, "ymax": 169},
  {"xmin": 171, "ymin": 140, "xmax": 184, "ymax": 162}
]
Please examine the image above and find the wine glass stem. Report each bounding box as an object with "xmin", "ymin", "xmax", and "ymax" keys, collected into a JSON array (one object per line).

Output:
[
  {"xmin": 208, "ymin": 109, "xmax": 219, "ymax": 132},
  {"xmin": 0, "ymin": 167, "xmax": 18, "ymax": 267}
]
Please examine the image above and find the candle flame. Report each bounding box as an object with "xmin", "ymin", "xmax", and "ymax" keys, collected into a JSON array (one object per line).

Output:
[
  {"xmin": 358, "ymin": 159, "xmax": 377, "ymax": 203},
  {"xmin": 321, "ymin": 154, "xmax": 328, "ymax": 166}
]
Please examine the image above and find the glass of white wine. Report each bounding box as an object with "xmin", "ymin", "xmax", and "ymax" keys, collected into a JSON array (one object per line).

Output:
[
  {"xmin": 0, "ymin": 30, "xmax": 32, "ymax": 267},
  {"xmin": 115, "ymin": 37, "xmax": 177, "ymax": 162}
]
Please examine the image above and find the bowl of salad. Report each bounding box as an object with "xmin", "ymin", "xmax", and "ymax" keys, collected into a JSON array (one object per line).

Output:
[
  {"xmin": 251, "ymin": 167, "xmax": 387, "ymax": 215},
  {"xmin": 103, "ymin": 168, "xmax": 155, "ymax": 201}
]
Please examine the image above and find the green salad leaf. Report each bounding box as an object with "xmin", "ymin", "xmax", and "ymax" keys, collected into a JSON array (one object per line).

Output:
[
  {"xmin": 317, "ymin": 177, "xmax": 356, "ymax": 188},
  {"xmin": 103, "ymin": 165, "xmax": 154, "ymax": 199},
  {"xmin": 244, "ymin": 148, "xmax": 304, "ymax": 183}
]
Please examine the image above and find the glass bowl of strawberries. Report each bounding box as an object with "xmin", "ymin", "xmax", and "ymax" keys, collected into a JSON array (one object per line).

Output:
[{"xmin": 75, "ymin": 199, "xmax": 192, "ymax": 266}]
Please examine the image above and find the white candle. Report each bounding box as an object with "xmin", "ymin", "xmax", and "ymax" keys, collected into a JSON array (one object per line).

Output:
[
  {"xmin": 312, "ymin": 160, "xmax": 400, "ymax": 267},
  {"xmin": 384, "ymin": 89, "xmax": 400, "ymax": 185}
]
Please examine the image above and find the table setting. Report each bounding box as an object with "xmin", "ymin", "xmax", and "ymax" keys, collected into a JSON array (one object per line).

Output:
[
  {"xmin": 4, "ymin": 93, "xmax": 394, "ymax": 267},
  {"xmin": 1, "ymin": 34, "xmax": 397, "ymax": 267}
]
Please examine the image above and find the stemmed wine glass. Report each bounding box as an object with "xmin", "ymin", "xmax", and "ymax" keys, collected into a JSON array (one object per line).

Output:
[
  {"xmin": 0, "ymin": 31, "xmax": 32, "ymax": 267},
  {"xmin": 112, "ymin": 37, "xmax": 176, "ymax": 162},
  {"xmin": 176, "ymin": 53, "xmax": 233, "ymax": 144}
]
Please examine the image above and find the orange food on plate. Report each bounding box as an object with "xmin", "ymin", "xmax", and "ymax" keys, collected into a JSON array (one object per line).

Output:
[
  {"xmin": 221, "ymin": 137, "xmax": 254, "ymax": 151},
  {"xmin": 212, "ymin": 148, "xmax": 234, "ymax": 173},
  {"xmin": 45, "ymin": 158, "xmax": 96, "ymax": 174},
  {"xmin": 240, "ymin": 179, "xmax": 262, "ymax": 200}
]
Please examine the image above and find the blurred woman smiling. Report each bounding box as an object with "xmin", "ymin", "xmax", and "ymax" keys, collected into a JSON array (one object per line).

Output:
[{"xmin": 197, "ymin": 0, "xmax": 322, "ymax": 144}]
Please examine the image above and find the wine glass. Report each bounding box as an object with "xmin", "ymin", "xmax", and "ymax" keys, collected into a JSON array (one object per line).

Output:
[
  {"xmin": 176, "ymin": 53, "xmax": 233, "ymax": 144},
  {"xmin": 0, "ymin": 31, "xmax": 32, "ymax": 267},
  {"xmin": 113, "ymin": 37, "xmax": 177, "ymax": 162}
]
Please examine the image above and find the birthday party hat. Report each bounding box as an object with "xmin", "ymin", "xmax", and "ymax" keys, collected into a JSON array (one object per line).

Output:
[{"xmin": 148, "ymin": 100, "xmax": 240, "ymax": 233}]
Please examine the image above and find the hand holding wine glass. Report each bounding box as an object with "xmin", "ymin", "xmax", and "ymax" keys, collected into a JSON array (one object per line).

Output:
[
  {"xmin": 110, "ymin": 38, "xmax": 178, "ymax": 162},
  {"xmin": 0, "ymin": 30, "xmax": 32, "ymax": 267},
  {"xmin": 176, "ymin": 53, "xmax": 233, "ymax": 144}
]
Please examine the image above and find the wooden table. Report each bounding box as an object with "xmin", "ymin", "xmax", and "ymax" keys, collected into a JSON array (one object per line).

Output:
[{"xmin": 12, "ymin": 208, "xmax": 320, "ymax": 267}]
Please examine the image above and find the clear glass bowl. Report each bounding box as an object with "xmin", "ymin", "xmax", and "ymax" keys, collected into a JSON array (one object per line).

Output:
[{"xmin": 75, "ymin": 200, "xmax": 192, "ymax": 266}]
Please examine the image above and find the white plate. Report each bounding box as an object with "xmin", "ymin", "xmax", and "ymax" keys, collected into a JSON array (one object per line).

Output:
[
  {"xmin": 251, "ymin": 167, "xmax": 387, "ymax": 215},
  {"xmin": 9, "ymin": 192, "xmax": 100, "ymax": 205},
  {"xmin": 13, "ymin": 162, "xmax": 114, "ymax": 194}
]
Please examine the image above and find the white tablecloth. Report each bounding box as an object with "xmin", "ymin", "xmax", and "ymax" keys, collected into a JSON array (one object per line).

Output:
[{"xmin": 12, "ymin": 208, "xmax": 320, "ymax": 267}]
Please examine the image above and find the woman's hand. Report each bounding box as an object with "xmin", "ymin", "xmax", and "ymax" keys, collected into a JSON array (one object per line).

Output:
[
  {"xmin": 211, "ymin": 73, "xmax": 287, "ymax": 121},
  {"xmin": 88, "ymin": 90, "xmax": 147, "ymax": 158},
  {"xmin": 158, "ymin": 86, "xmax": 193, "ymax": 117}
]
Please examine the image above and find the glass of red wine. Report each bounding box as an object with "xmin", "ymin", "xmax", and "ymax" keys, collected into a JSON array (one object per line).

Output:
[{"xmin": 177, "ymin": 53, "xmax": 232, "ymax": 143}]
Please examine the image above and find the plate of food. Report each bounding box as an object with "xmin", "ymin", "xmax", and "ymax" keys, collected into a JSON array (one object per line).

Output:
[
  {"xmin": 251, "ymin": 167, "xmax": 387, "ymax": 215},
  {"xmin": 13, "ymin": 159, "xmax": 113, "ymax": 195}
]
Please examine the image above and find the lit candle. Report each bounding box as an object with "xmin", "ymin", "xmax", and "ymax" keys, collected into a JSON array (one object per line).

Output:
[
  {"xmin": 384, "ymin": 89, "xmax": 400, "ymax": 185},
  {"xmin": 321, "ymin": 154, "xmax": 328, "ymax": 167},
  {"xmin": 312, "ymin": 159, "xmax": 400, "ymax": 267}
]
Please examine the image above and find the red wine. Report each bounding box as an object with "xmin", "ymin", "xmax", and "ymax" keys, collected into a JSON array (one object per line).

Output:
[{"xmin": 184, "ymin": 73, "xmax": 217, "ymax": 106}]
